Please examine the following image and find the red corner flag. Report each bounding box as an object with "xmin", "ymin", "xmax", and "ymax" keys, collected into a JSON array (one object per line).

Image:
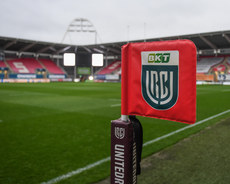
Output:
[{"xmin": 121, "ymin": 40, "xmax": 197, "ymax": 124}]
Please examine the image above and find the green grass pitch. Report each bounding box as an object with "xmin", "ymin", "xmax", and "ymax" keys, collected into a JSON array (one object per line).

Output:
[{"xmin": 0, "ymin": 82, "xmax": 230, "ymax": 184}]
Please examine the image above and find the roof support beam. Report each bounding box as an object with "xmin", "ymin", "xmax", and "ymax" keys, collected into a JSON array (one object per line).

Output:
[
  {"xmin": 38, "ymin": 46, "xmax": 57, "ymax": 53},
  {"xmin": 104, "ymin": 55, "xmax": 120, "ymax": 60},
  {"xmin": 106, "ymin": 47, "xmax": 121, "ymax": 54},
  {"xmin": 4, "ymin": 40, "xmax": 17, "ymax": 49},
  {"xmin": 82, "ymin": 46, "xmax": 92, "ymax": 53},
  {"xmin": 37, "ymin": 46, "xmax": 54, "ymax": 53},
  {"xmin": 92, "ymin": 48, "xmax": 104, "ymax": 54},
  {"xmin": 111, "ymin": 44, "xmax": 122, "ymax": 49},
  {"xmin": 222, "ymin": 33, "xmax": 230, "ymax": 44},
  {"xmin": 199, "ymin": 35, "xmax": 217, "ymax": 49},
  {"xmin": 49, "ymin": 47, "xmax": 57, "ymax": 52},
  {"xmin": 56, "ymin": 46, "xmax": 71, "ymax": 54},
  {"xmin": 4, "ymin": 50, "xmax": 63, "ymax": 58},
  {"xmin": 19, "ymin": 43, "xmax": 36, "ymax": 52}
]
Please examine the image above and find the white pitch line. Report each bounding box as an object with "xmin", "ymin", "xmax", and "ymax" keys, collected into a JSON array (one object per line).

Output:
[
  {"xmin": 110, "ymin": 103, "xmax": 121, "ymax": 107},
  {"xmin": 41, "ymin": 157, "xmax": 110, "ymax": 184},
  {"xmin": 41, "ymin": 109, "xmax": 230, "ymax": 184},
  {"xmin": 143, "ymin": 109, "xmax": 230, "ymax": 146}
]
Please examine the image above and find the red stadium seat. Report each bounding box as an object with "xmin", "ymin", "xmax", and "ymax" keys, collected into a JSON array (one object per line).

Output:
[
  {"xmin": 7, "ymin": 58, "xmax": 43, "ymax": 73},
  {"xmin": 39, "ymin": 59, "xmax": 65, "ymax": 74},
  {"xmin": 97, "ymin": 60, "xmax": 121, "ymax": 75},
  {"xmin": 0, "ymin": 61, "xmax": 7, "ymax": 67}
]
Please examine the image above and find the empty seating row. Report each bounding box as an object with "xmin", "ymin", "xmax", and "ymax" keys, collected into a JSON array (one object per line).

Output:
[
  {"xmin": 6, "ymin": 58, "xmax": 65, "ymax": 74},
  {"xmin": 7, "ymin": 58, "xmax": 42, "ymax": 73},
  {"xmin": 0, "ymin": 60, "xmax": 7, "ymax": 68},
  {"xmin": 197, "ymin": 57, "xmax": 223, "ymax": 74},
  {"xmin": 39, "ymin": 59, "xmax": 64, "ymax": 74},
  {"xmin": 96, "ymin": 61, "xmax": 121, "ymax": 75}
]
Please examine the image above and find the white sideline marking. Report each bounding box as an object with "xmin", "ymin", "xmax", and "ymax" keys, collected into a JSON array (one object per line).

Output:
[
  {"xmin": 41, "ymin": 157, "xmax": 110, "ymax": 184},
  {"xmin": 143, "ymin": 109, "xmax": 230, "ymax": 146},
  {"xmin": 110, "ymin": 103, "xmax": 121, "ymax": 107},
  {"xmin": 41, "ymin": 109, "xmax": 230, "ymax": 184}
]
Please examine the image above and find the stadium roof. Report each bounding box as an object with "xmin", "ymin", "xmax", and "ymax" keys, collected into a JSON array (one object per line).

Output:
[{"xmin": 1, "ymin": 30, "xmax": 230, "ymax": 60}]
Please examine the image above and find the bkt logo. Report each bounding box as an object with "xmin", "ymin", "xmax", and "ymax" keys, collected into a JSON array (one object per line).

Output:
[
  {"xmin": 141, "ymin": 51, "xmax": 179, "ymax": 110},
  {"xmin": 148, "ymin": 53, "xmax": 170, "ymax": 63}
]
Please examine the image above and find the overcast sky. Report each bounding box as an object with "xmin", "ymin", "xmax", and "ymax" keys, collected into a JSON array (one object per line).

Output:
[{"xmin": 1, "ymin": 0, "xmax": 230, "ymax": 45}]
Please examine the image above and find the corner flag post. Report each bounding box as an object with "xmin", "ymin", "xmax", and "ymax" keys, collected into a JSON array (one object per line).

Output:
[
  {"xmin": 111, "ymin": 40, "xmax": 197, "ymax": 183},
  {"xmin": 111, "ymin": 117, "xmax": 136, "ymax": 184},
  {"xmin": 121, "ymin": 115, "xmax": 128, "ymax": 122}
]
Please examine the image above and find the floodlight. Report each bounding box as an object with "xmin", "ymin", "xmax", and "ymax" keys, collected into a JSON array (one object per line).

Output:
[
  {"xmin": 64, "ymin": 53, "xmax": 75, "ymax": 66},
  {"xmin": 92, "ymin": 54, "xmax": 103, "ymax": 67},
  {"xmin": 89, "ymin": 76, "xmax": 94, "ymax": 80}
]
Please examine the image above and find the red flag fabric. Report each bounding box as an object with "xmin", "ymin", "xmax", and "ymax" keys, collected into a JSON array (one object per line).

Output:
[{"xmin": 121, "ymin": 40, "xmax": 197, "ymax": 124}]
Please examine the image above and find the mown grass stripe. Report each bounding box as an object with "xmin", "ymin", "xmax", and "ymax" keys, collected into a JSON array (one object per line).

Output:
[
  {"xmin": 110, "ymin": 104, "xmax": 121, "ymax": 107},
  {"xmin": 41, "ymin": 109, "xmax": 230, "ymax": 184}
]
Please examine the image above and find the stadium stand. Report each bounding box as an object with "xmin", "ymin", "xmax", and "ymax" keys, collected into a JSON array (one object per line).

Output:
[
  {"xmin": 7, "ymin": 58, "xmax": 43, "ymax": 73},
  {"xmin": 39, "ymin": 59, "xmax": 65, "ymax": 74},
  {"xmin": 227, "ymin": 57, "xmax": 230, "ymax": 73},
  {"xmin": 116, "ymin": 68, "xmax": 121, "ymax": 75},
  {"xmin": 0, "ymin": 60, "xmax": 9, "ymax": 79},
  {"xmin": 211, "ymin": 64, "xmax": 226, "ymax": 72},
  {"xmin": 96, "ymin": 60, "xmax": 121, "ymax": 75},
  {"xmin": 196, "ymin": 56, "xmax": 230, "ymax": 82},
  {"xmin": 0, "ymin": 60, "xmax": 6, "ymax": 67},
  {"xmin": 197, "ymin": 57, "xmax": 223, "ymax": 74},
  {"xmin": 2, "ymin": 30, "xmax": 230, "ymax": 82},
  {"xmin": 94, "ymin": 61, "xmax": 121, "ymax": 82},
  {"xmin": 95, "ymin": 56, "xmax": 230, "ymax": 82},
  {"xmin": 209, "ymin": 57, "xmax": 230, "ymax": 74}
]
